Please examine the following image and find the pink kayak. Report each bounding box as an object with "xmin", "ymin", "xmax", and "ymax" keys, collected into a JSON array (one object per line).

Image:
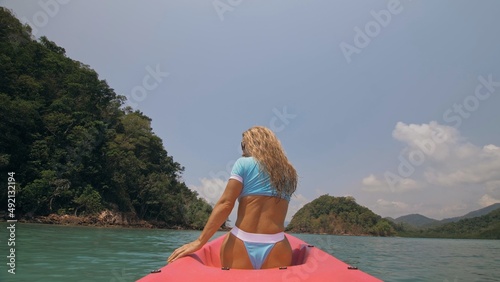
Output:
[{"xmin": 137, "ymin": 233, "xmax": 382, "ymax": 281}]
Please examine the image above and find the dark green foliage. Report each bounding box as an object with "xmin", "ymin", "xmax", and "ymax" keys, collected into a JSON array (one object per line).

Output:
[
  {"xmin": 398, "ymin": 208, "xmax": 500, "ymax": 239},
  {"xmin": 0, "ymin": 8, "xmax": 212, "ymax": 228},
  {"xmin": 286, "ymin": 195, "xmax": 396, "ymax": 236},
  {"xmin": 391, "ymin": 203, "xmax": 500, "ymax": 229},
  {"xmin": 74, "ymin": 185, "xmax": 103, "ymax": 216}
]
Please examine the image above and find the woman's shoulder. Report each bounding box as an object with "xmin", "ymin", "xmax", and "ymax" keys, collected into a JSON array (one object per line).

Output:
[
  {"xmin": 235, "ymin": 156, "xmax": 257, "ymax": 164},
  {"xmin": 233, "ymin": 157, "xmax": 260, "ymax": 172}
]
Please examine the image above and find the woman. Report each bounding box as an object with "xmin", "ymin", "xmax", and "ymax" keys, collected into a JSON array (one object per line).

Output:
[{"xmin": 167, "ymin": 126, "xmax": 298, "ymax": 269}]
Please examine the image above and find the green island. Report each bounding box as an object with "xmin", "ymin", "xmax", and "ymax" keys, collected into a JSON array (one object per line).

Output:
[
  {"xmin": 286, "ymin": 195, "xmax": 500, "ymax": 239},
  {"xmin": 286, "ymin": 195, "xmax": 396, "ymax": 236},
  {"xmin": 0, "ymin": 8, "xmax": 212, "ymax": 230},
  {"xmin": 1, "ymin": 9, "xmax": 498, "ymax": 239}
]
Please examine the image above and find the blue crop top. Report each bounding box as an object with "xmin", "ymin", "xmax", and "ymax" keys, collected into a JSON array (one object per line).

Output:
[{"xmin": 229, "ymin": 157, "xmax": 291, "ymax": 201}]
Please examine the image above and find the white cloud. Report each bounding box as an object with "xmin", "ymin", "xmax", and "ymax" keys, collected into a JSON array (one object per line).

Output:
[
  {"xmin": 376, "ymin": 199, "xmax": 409, "ymax": 209},
  {"xmin": 478, "ymin": 194, "xmax": 500, "ymax": 207},
  {"xmin": 374, "ymin": 199, "xmax": 412, "ymax": 216},
  {"xmin": 189, "ymin": 177, "xmax": 226, "ymax": 205},
  {"xmin": 361, "ymin": 173, "xmax": 418, "ymax": 192},
  {"xmin": 189, "ymin": 177, "xmax": 238, "ymax": 226},
  {"xmin": 486, "ymin": 180, "xmax": 500, "ymax": 198},
  {"xmin": 423, "ymin": 143, "xmax": 500, "ymax": 187},
  {"xmin": 361, "ymin": 174, "xmax": 389, "ymax": 192},
  {"xmin": 392, "ymin": 121, "xmax": 461, "ymax": 162},
  {"xmin": 359, "ymin": 121, "xmax": 500, "ymax": 218},
  {"xmin": 362, "ymin": 174, "xmax": 383, "ymax": 186},
  {"xmin": 382, "ymin": 121, "xmax": 500, "ymax": 190}
]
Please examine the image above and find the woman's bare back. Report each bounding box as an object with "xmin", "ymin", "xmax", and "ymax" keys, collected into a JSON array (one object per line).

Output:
[{"xmin": 220, "ymin": 196, "xmax": 292, "ymax": 269}]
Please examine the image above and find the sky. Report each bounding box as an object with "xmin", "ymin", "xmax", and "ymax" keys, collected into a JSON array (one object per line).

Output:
[{"xmin": 2, "ymin": 0, "xmax": 500, "ymax": 222}]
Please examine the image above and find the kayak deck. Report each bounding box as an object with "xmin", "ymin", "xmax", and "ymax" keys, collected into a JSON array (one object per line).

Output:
[{"xmin": 137, "ymin": 234, "xmax": 382, "ymax": 281}]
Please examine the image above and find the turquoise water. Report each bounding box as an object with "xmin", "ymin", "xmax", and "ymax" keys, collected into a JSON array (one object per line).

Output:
[{"xmin": 0, "ymin": 223, "xmax": 499, "ymax": 281}]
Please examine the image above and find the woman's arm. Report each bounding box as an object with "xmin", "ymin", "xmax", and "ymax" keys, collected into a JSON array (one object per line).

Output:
[{"xmin": 167, "ymin": 179, "xmax": 242, "ymax": 263}]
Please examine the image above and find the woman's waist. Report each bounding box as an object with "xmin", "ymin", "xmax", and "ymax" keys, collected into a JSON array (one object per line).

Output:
[
  {"xmin": 234, "ymin": 218, "xmax": 285, "ymax": 234},
  {"xmin": 230, "ymin": 226, "xmax": 285, "ymax": 243}
]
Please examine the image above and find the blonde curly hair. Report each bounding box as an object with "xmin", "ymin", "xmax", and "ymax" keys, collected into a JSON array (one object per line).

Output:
[{"xmin": 241, "ymin": 126, "xmax": 297, "ymax": 199}]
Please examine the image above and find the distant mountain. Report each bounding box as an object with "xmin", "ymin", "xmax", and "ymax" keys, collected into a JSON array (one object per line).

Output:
[
  {"xmin": 441, "ymin": 203, "xmax": 500, "ymax": 223},
  {"xmin": 399, "ymin": 208, "xmax": 500, "ymax": 239},
  {"xmin": 392, "ymin": 214, "xmax": 438, "ymax": 228},
  {"xmin": 393, "ymin": 203, "xmax": 500, "ymax": 228}
]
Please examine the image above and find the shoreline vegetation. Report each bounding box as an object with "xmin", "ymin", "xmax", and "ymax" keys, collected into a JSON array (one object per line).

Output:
[
  {"xmin": 0, "ymin": 8, "xmax": 215, "ymax": 231},
  {"xmin": 0, "ymin": 210, "xmax": 230, "ymax": 231},
  {"xmin": 286, "ymin": 195, "xmax": 500, "ymax": 240},
  {"xmin": 286, "ymin": 195, "xmax": 396, "ymax": 237},
  {"xmin": 2, "ymin": 200, "xmax": 498, "ymax": 240}
]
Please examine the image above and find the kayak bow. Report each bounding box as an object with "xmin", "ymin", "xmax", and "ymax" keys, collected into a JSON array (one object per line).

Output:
[{"xmin": 137, "ymin": 234, "xmax": 382, "ymax": 282}]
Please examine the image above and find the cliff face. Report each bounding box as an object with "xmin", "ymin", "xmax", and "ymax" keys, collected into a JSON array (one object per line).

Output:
[{"xmin": 286, "ymin": 195, "xmax": 395, "ymax": 236}]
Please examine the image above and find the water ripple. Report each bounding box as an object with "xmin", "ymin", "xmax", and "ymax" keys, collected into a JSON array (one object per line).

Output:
[{"xmin": 0, "ymin": 223, "xmax": 498, "ymax": 282}]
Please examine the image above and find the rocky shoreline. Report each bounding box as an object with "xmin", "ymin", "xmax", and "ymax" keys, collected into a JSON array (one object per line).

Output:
[{"xmin": 9, "ymin": 210, "xmax": 228, "ymax": 230}]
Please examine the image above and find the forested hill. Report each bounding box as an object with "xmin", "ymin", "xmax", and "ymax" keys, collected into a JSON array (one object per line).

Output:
[
  {"xmin": 398, "ymin": 208, "xmax": 500, "ymax": 239},
  {"xmin": 286, "ymin": 195, "xmax": 396, "ymax": 236},
  {"xmin": 389, "ymin": 203, "xmax": 500, "ymax": 229},
  {"xmin": 0, "ymin": 8, "xmax": 212, "ymax": 229}
]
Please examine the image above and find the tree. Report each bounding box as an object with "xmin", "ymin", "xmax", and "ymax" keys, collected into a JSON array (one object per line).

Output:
[
  {"xmin": 74, "ymin": 185, "xmax": 103, "ymax": 216},
  {"xmin": 287, "ymin": 195, "xmax": 396, "ymax": 236},
  {"xmin": 0, "ymin": 9, "xmax": 212, "ymax": 229}
]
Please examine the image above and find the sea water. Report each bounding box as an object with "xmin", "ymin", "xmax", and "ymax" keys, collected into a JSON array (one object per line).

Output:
[{"xmin": 0, "ymin": 223, "xmax": 498, "ymax": 282}]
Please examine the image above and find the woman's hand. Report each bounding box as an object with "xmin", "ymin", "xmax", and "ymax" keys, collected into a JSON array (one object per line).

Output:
[
  {"xmin": 167, "ymin": 239, "xmax": 203, "ymax": 263},
  {"xmin": 167, "ymin": 180, "xmax": 241, "ymax": 264}
]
